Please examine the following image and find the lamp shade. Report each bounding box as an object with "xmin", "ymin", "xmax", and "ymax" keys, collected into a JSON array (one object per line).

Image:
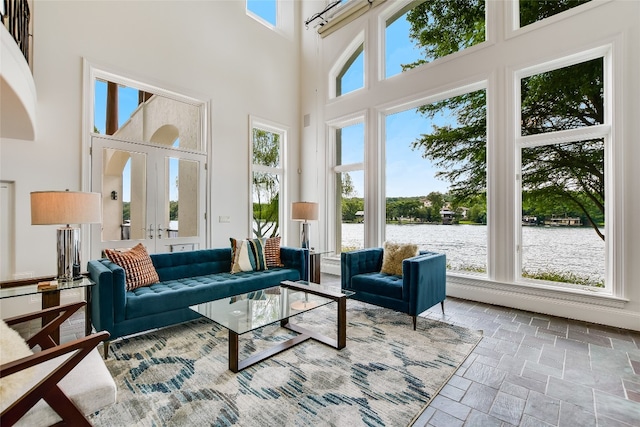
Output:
[
  {"xmin": 31, "ymin": 191, "xmax": 102, "ymax": 225},
  {"xmin": 291, "ymin": 202, "xmax": 318, "ymax": 221}
]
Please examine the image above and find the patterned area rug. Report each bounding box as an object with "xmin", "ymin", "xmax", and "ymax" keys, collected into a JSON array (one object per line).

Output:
[{"xmin": 90, "ymin": 301, "xmax": 481, "ymax": 426}]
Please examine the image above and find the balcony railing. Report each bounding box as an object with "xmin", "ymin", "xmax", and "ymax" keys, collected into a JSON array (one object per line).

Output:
[{"xmin": 1, "ymin": 0, "xmax": 30, "ymax": 64}]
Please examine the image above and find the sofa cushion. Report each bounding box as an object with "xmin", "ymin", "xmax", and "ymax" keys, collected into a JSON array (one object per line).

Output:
[
  {"xmin": 105, "ymin": 243, "xmax": 160, "ymax": 290},
  {"xmin": 351, "ymin": 272, "xmax": 404, "ymax": 300},
  {"xmin": 124, "ymin": 268, "xmax": 301, "ymax": 319},
  {"xmin": 380, "ymin": 242, "xmax": 418, "ymax": 276}
]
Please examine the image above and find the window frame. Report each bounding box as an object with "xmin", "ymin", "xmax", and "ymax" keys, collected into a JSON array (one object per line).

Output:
[
  {"xmin": 513, "ymin": 44, "xmax": 619, "ymax": 296},
  {"xmin": 326, "ymin": 112, "xmax": 367, "ymax": 255},
  {"xmin": 248, "ymin": 116, "xmax": 288, "ymax": 240}
]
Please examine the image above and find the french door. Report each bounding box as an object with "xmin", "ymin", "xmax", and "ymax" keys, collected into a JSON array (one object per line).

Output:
[{"xmin": 90, "ymin": 136, "xmax": 206, "ymax": 257}]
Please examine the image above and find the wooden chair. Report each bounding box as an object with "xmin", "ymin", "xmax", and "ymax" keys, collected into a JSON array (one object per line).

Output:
[{"xmin": 0, "ymin": 301, "xmax": 116, "ymax": 426}]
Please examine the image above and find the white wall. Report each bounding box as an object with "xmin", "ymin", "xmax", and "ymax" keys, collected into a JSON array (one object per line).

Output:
[
  {"xmin": 300, "ymin": 0, "xmax": 640, "ymax": 330},
  {"xmin": 0, "ymin": 1, "xmax": 302, "ymax": 313}
]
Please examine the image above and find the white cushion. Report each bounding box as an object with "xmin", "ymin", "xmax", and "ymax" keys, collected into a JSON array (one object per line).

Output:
[
  {"xmin": 0, "ymin": 320, "xmax": 36, "ymax": 404},
  {"xmin": 1, "ymin": 346, "xmax": 117, "ymax": 426}
]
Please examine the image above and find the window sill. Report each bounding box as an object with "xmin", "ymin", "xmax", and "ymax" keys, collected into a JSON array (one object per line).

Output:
[{"xmin": 447, "ymin": 274, "xmax": 628, "ymax": 309}]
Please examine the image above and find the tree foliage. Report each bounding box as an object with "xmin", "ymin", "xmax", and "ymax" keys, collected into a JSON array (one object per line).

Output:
[{"xmin": 405, "ymin": 0, "xmax": 605, "ymax": 240}]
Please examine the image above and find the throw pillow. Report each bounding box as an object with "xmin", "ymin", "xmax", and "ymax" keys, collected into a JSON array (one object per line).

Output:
[
  {"xmin": 380, "ymin": 241, "xmax": 419, "ymax": 276},
  {"xmin": 0, "ymin": 320, "xmax": 35, "ymax": 404},
  {"xmin": 247, "ymin": 238, "xmax": 268, "ymax": 271},
  {"xmin": 104, "ymin": 243, "xmax": 160, "ymax": 291},
  {"xmin": 230, "ymin": 238, "xmax": 255, "ymax": 273},
  {"xmin": 264, "ymin": 236, "xmax": 284, "ymax": 267}
]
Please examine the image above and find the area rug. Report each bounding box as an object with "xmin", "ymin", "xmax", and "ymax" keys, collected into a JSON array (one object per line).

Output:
[{"xmin": 89, "ymin": 301, "xmax": 481, "ymax": 426}]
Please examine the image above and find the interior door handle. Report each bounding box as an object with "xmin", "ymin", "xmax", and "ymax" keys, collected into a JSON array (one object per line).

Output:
[
  {"xmin": 157, "ymin": 224, "xmax": 164, "ymax": 239},
  {"xmin": 145, "ymin": 225, "xmax": 154, "ymax": 239}
]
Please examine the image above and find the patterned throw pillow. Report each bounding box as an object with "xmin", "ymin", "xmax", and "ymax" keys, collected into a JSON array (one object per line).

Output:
[
  {"xmin": 264, "ymin": 236, "xmax": 283, "ymax": 267},
  {"xmin": 247, "ymin": 238, "xmax": 268, "ymax": 271},
  {"xmin": 230, "ymin": 238, "xmax": 255, "ymax": 273},
  {"xmin": 380, "ymin": 241, "xmax": 419, "ymax": 276},
  {"xmin": 104, "ymin": 243, "xmax": 160, "ymax": 291}
]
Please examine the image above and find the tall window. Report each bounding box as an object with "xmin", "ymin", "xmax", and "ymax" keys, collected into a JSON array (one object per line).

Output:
[
  {"xmin": 246, "ymin": 0, "xmax": 277, "ymax": 27},
  {"xmin": 518, "ymin": 55, "xmax": 607, "ymax": 290},
  {"xmin": 385, "ymin": 0, "xmax": 485, "ymax": 79},
  {"xmin": 332, "ymin": 121, "xmax": 364, "ymax": 253},
  {"xmin": 384, "ymin": 88, "xmax": 487, "ymax": 276},
  {"xmin": 251, "ymin": 119, "xmax": 285, "ymax": 238}
]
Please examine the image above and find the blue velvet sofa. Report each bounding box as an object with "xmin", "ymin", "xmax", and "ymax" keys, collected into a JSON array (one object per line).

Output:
[
  {"xmin": 87, "ymin": 246, "xmax": 305, "ymax": 356},
  {"xmin": 341, "ymin": 248, "xmax": 446, "ymax": 329}
]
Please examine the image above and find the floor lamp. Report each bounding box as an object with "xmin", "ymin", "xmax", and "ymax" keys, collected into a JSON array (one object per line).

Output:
[
  {"xmin": 291, "ymin": 201, "xmax": 318, "ymax": 283},
  {"xmin": 31, "ymin": 191, "xmax": 102, "ymax": 282}
]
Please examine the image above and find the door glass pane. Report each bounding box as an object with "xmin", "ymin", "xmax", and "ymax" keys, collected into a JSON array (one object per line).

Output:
[
  {"xmin": 166, "ymin": 157, "xmax": 199, "ymax": 238},
  {"xmin": 94, "ymin": 79, "xmax": 201, "ymax": 150},
  {"xmin": 252, "ymin": 172, "xmax": 280, "ymax": 238},
  {"xmin": 102, "ymin": 148, "xmax": 146, "ymax": 241}
]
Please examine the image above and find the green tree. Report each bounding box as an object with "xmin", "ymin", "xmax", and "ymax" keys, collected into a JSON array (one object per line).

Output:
[{"xmin": 405, "ymin": 0, "xmax": 605, "ymax": 240}]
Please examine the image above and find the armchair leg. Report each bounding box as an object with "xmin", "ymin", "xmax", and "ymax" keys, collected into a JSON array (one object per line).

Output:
[
  {"xmin": 441, "ymin": 301, "xmax": 445, "ymax": 314},
  {"xmin": 103, "ymin": 341, "xmax": 110, "ymax": 359},
  {"xmin": 412, "ymin": 315, "xmax": 417, "ymax": 331}
]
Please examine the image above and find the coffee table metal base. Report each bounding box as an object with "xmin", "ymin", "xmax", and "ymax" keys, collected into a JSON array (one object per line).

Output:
[{"xmin": 227, "ymin": 295, "xmax": 346, "ymax": 373}]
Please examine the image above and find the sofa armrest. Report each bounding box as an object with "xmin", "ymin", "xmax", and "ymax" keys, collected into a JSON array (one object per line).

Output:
[
  {"xmin": 403, "ymin": 252, "xmax": 447, "ymax": 316},
  {"xmin": 341, "ymin": 248, "xmax": 384, "ymax": 290},
  {"xmin": 87, "ymin": 259, "xmax": 127, "ymax": 334},
  {"xmin": 279, "ymin": 246, "xmax": 305, "ymax": 280}
]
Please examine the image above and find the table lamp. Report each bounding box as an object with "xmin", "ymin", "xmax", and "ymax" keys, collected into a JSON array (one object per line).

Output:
[
  {"xmin": 291, "ymin": 201, "xmax": 318, "ymax": 283},
  {"xmin": 31, "ymin": 191, "xmax": 102, "ymax": 282}
]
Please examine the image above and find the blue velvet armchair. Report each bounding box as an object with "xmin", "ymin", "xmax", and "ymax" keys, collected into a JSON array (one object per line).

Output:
[{"xmin": 341, "ymin": 248, "xmax": 446, "ymax": 329}]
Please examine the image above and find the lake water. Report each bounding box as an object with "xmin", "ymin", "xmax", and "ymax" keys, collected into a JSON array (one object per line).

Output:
[{"xmin": 341, "ymin": 223, "xmax": 605, "ymax": 283}]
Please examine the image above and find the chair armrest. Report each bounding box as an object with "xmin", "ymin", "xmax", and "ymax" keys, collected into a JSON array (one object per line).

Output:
[
  {"xmin": 87, "ymin": 259, "xmax": 127, "ymax": 334},
  {"xmin": 0, "ymin": 331, "xmax": 110, "ymax": 425},
  {"xmin": 280, "ymin": 247, "xmax": 306, "ymax": 280},
  {"xmin": 0, "ymin": 331, "xmax": 109, "ymax": 378},
  {"xmin": 3, "ymin": 302, "xmax": 86, "ymax": 350},
  {"xmin": 403, "ymin": 252, "xmax": 446, "ymax": 316},
  {"xmin": 341, "ymin": 248, "xmax": 384, "ymax": 290}
]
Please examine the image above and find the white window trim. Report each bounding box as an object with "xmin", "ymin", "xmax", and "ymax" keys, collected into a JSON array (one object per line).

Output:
[
  {"xmin": 248, "ymin": 116, "xmax": 288, "ymax": 240},
  {"xmin": 328, "ymin": 31, "xmax": 366, "ymax": 101},
  {"xmin": 512, "ymin": 43, "xmax": 623, "ymax": 298},
  {"xmin": 505, "ymin": 0, "xmax": 614, "ymax": 40},
  {"xmin": 326, "ymin": 112, "xmax": 367, "ymax": 254}
]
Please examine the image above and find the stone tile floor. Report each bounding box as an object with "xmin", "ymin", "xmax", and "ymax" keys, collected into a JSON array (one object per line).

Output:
[
  {"xmin": 17, "ymin": 274, "xmax": 640, "ymax": 427},
  {"xmin": 412, "ymin": 297, "xmax": 640, "ymax": 427}
]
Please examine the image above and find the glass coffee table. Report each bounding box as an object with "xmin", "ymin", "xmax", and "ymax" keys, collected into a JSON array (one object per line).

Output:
[{"xmin": 190, "ymin": 280, "xmax": 354, "ymax": 373}]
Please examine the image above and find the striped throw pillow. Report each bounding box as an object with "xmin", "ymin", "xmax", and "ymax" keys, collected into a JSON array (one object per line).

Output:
[
  {"xmin": 247, "ymin": 238, "xmax": 268, "ymax": 271},
  {"xmin": 104, "ymin": 243, "xmax": 160, "ymax": 290}
]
